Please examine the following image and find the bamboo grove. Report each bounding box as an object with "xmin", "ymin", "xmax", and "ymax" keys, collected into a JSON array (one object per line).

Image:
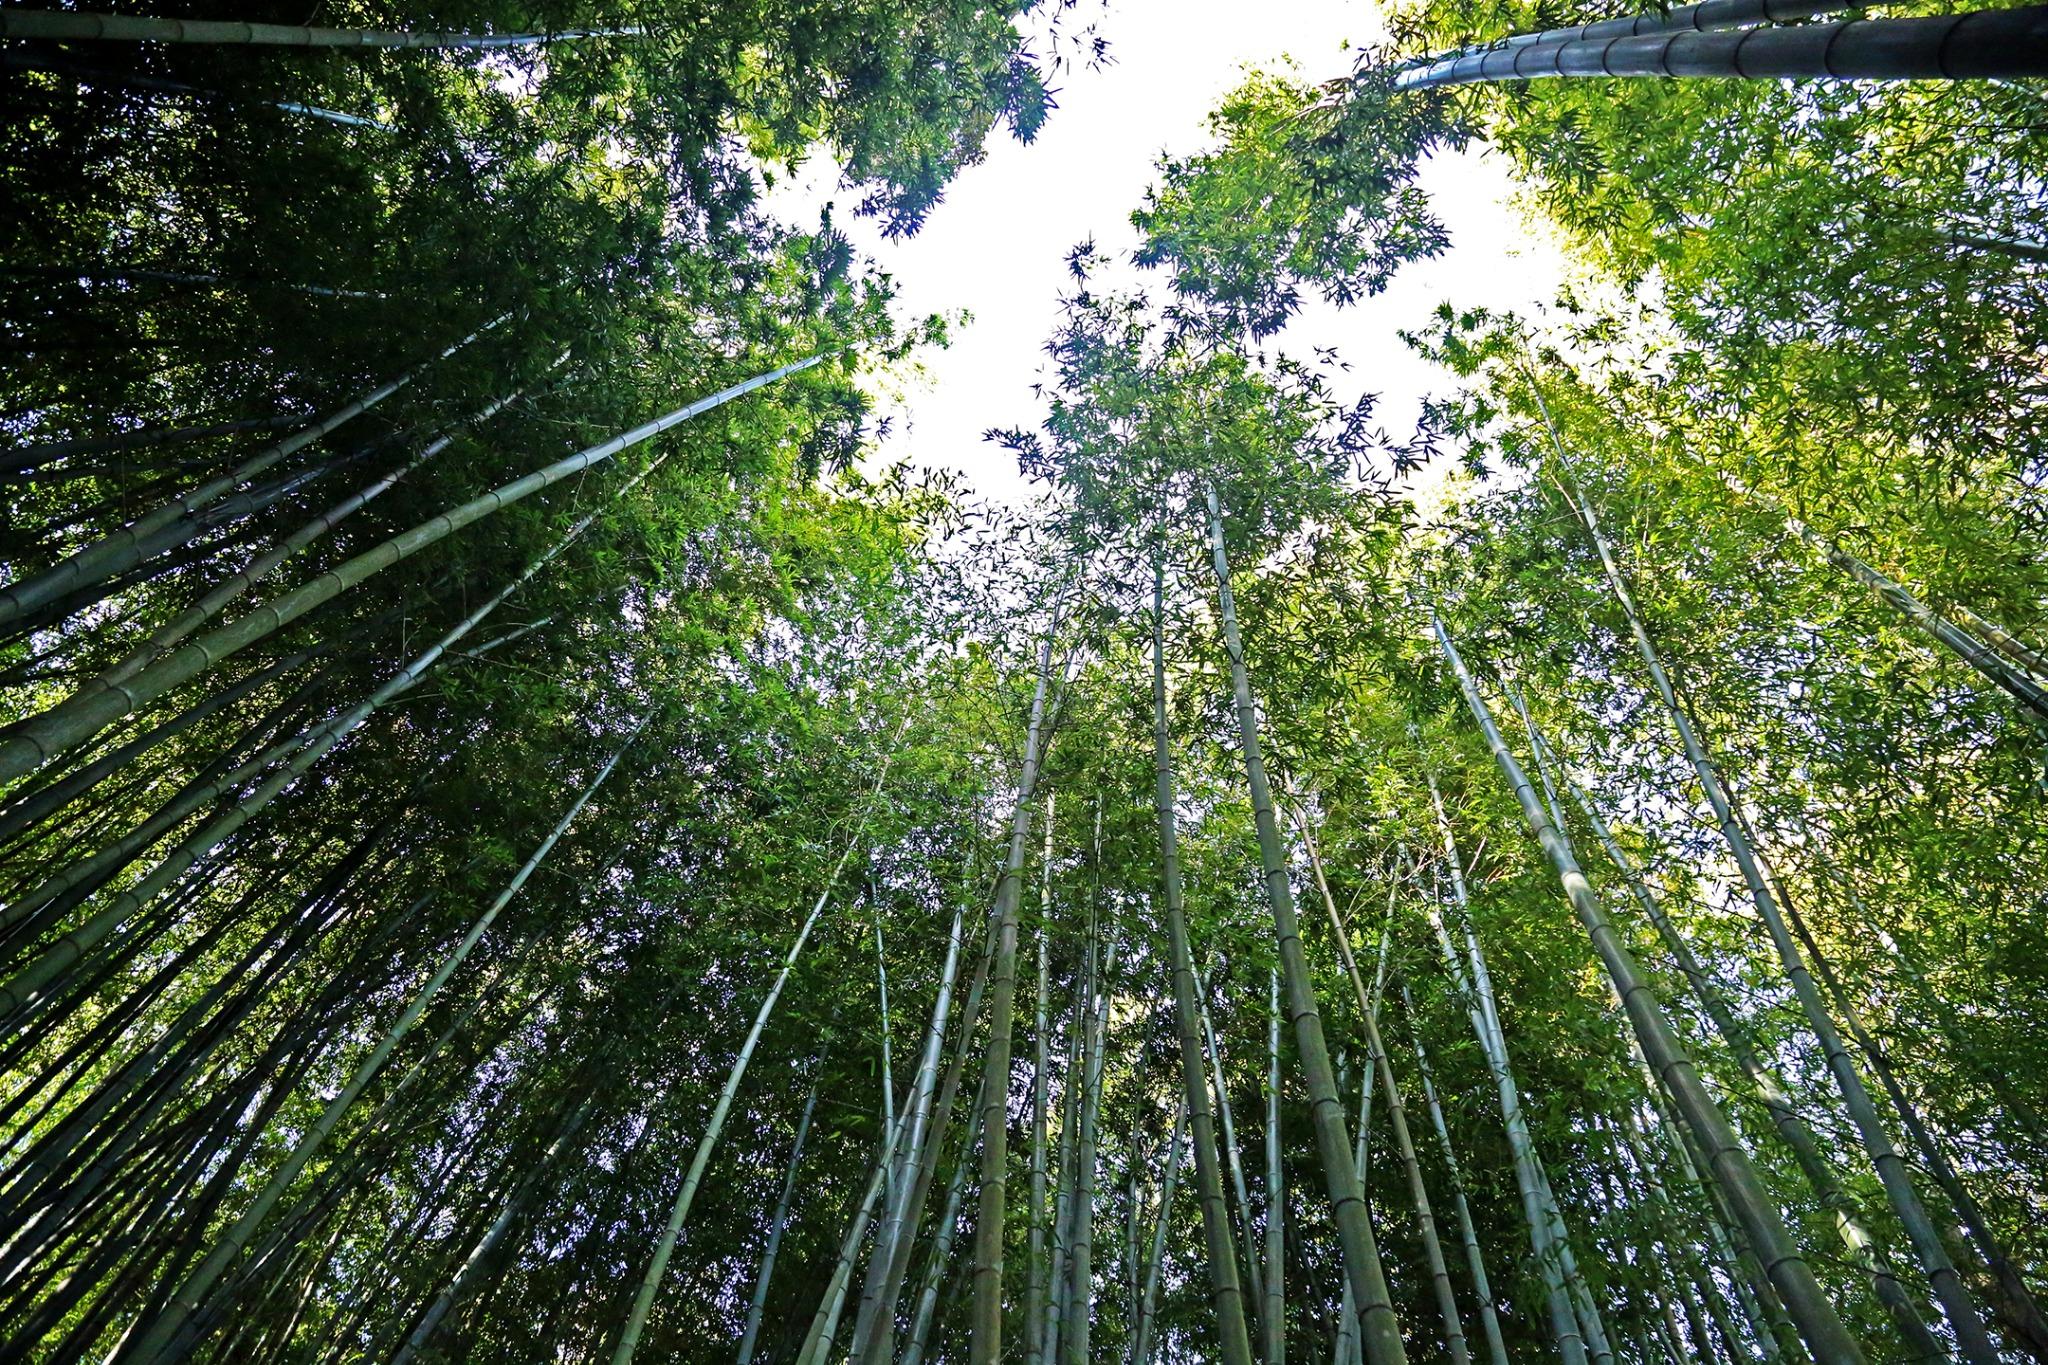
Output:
[{"xmin": 2, "ymin": 0, "xmax": 2045, "ymax": 1361}]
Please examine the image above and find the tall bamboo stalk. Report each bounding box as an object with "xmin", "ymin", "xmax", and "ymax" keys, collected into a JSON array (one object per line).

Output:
[
  {"xmin": 1028, "ymin": 810, "xmax": 1057, "ymax": 1365},
  {"xmin": 737, "ymin": 1076, "xmax": 823, "ymax": 1365},
  {"xmin": 121, "ymin": 718, "xmax": 648, "ymax": 1363},
  {"xmin": 0, "ymin": 10, "xmax": 646, "ymax": 46},
  {"xmin": 1432, "ymin": 613, "xmax": 1868, "ymax": 1365},
  {"xmin": 0, "ymin": 317, "xmax": 506, "ymax": 629},
  {"xmin": 1264, "ymin": 966, "xmax": 1287, "ymax": 1365},
  {"xmin": 968, "ymin": 621, "xmax": 1062, "ymax": 1365},
  {"xmin": 0, "ymin": 353, "xmax": 823, "ymax": 786},
  {"xmin": 1204, "ymin": 484, "xmax": 1406, "ymax": 1365},
  {"xmin": 1423, "ymin": 775, "xmax": 1587, "ymax": 1365},
  {"xmin": 610, "ymin": 730, "xmax": 902, "ymax": 1364},
  {"xmin": 1299, "ymin": 822, "xmax": 1471, "ymax": 1365},
  {"xmin": 1534, "ymin": 721, "xmax": 1943, "ymax": 1358},
  {"xmin": 1150, "ymin": 544, "xmax": 1258, "ymax": 1365},
  {"xmin": 1551, "ymin": 467, "xmax": 2001, "ymax": 1362}
]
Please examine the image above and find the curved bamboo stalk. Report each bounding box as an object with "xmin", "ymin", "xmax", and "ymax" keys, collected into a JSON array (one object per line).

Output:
[
  {"xmin": 120, "ymin": 717, "xmax": 648, "ymax": 1363},
  {"xmin": 0, "ymin": 317, "xmax": 506, "ymax": 630}
]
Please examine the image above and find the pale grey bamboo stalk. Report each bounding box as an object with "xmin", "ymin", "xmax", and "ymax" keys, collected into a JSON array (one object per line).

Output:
[
  {"xmin": 0, "ymin": 448, "xmax": 677, "ymax": 1022},
  {"xmin": 736, "ymin": 1076, "xmax": 823, "ymax": 1365},
  {"xmin": 610, "ymin": 728, "xmax": 903, "ymax": 1365},
  {"xmin": 850, "ymin": 898, "xmax": 967, "ymax": 1357},
  {"xmin": 1423, "ymin": 770, "xmax": 1587, "ymax": 1365},
  {"xmin": 1045, "ymin": 991, "xmax": 1082, "ymax": 1365},
  {"xmin": 1432, "ymin": 613, "xmax": 1867, "ymax": 1365},
  {"xmin": 0, "ymin": 10, "xmax": 645, "ymax": 46},
  {"xmin": 1130, "ymin": 1099, "xmax": 1189, "ymax": 1365},
  {"xmin": 0, "ymin": 352, "xmax": 824, "ymax": 785},
  {"xmin": 1204, "ymin": 483, "xmax": 1405, "ymax": 1365},
  {"xmin": 1401, "ymin": 984, "xmax": 1510, "ymax": 1365},
  {"xmin": 1549, "ymin": 465, "xmax": 1997, "ymax": 1362},
  {"xmin": 124, "ymin": 717, "xmax": 646, "ymax": 1363},
  {"xmin": 878, "ymin": 910, "xmax": 898, "ymax": 1211},
  {"xmin": 1264, "ymin": 965, "xmax": 1287, "ymax": 1365},
  {"xmin": 0, "ymin": 316, "xmax": 507, "ymax": 629}
]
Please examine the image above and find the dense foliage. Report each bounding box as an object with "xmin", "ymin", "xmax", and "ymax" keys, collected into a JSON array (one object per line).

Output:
[{"xmin": 3, "ymin": 0, "xmax": 2046, "ymax": 1362}]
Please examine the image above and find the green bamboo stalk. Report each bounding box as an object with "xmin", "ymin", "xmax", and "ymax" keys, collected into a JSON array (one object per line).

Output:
[
  {"xmin": 968, "ymin": 623, "xmax": 1061, "ymax": 1365},
  {"xmin": 121, "ymin": 717, "xmax": 647, "ymax": 1363},
  {"xmin": 1204, "ymin": 484, "xmax": 1406, "ymax": 1365},
  {"xmin": 0, "ymin": 316, "xmax": 506, "ymax": 629},
  {"xmin": 0, "ymin": 10, "xmax": 645, "ymax": 46},
  {"xmin": 1150, "ymin": 542, "xmax": 1258, "ymax": 1365},
  {"xmin": 1300, "ymin": 823, "xmax": 1471, "ymax": 1365},
  {"xmin": 1432, "ymin": 613, "xmax": 1867, "ymax": 1365},
  {"xmin": 1551, "ymin": 467, "xmax": 2000, "ymax": 1362},
  {"xmin": 609, "ymin": 734, "xmax": 902, "ymax": 1365},
  {"xmin": 736, "ymin": 1076, "xmax": 823, "ymax": 1365},
  {"xmin": 1392, "ymin": 4, "xmax": 2048, "ymax": 88},
  {"xmin": 0, "ymin": 353, "xmax": 823, "ymax": 786}
]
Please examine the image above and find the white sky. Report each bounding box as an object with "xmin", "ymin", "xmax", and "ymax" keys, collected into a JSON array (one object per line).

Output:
[{"xmin": 777, "ymin": 0, "xmax": 1569, "ymax": 504}]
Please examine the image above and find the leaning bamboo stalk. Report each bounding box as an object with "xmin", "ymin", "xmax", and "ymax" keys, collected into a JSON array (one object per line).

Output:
[
  {"xmin": 1391, "ymin": 4, "xmax": 2048, "ymax": 89},
  {"xmin": 0, "ymin": 10, "xmax": 645, "ymax": 46},
  {"xmin": 1130, "ymin": 1099, "xmax": 1189, "ymax": 1365},
  {"xmin": 1432, "ymin": 614, "xmax": 1868, "ymax": 1365},
  {"xmin": 851, "ymin": 854, "xmax": 1005, "ymax": 1364},
  {"xmin": 850, "ymin": 899, "xmax": 968, "ymax": 1357},
  {"xmin": 736, "ymin": 1076, "xmax": 823, "ymax": 1365},
  {"xmin": 123, "ymin": 717, "xmax": 647, "ymax": 1363},
  {"xmin": 1552, "ymin": 467, "xmax": 2001, "ymax": 1361},
  {"xmin": 1149, "ymin": 541, "xmax": 1257, "ymax": 1365},
  {"xmin": 0, "ymin": 352, "xmax": 824, "ymax": 786},
  {"xmin": 794, "ymin": 1104, "xmax": 915, "ymax": 1365},
  {"xmin": 0, "ymin": 316, "xmax": 506, "ymax": 629},
  {"xmin": 1389, "ymin": 0, "xmax": 1859, "ymax": 70},
  {"xmin": 1204, "ymin": 484, "xmax": 1406, "ymax": 1365},
  {"xmin": 1534, "ymin": 722, "xmax": 1942, "ymax": 1356},
  {"xmin": 610, "ymin": 732, "xmax": 903, "ymax": 1365},
  {"xmin": 1400, "ymin": 985, "xmax": 1509, "ymax": 1365},
  {"xmin": 1300, "ymin": 822, "xmax": 1470, "ymax": 1365},
  {"xmin": 0, "ymin": 448, "xmax": 676, "ymax": 1023},
  {"xmin": 392, "ymin": 1097, "xmax": 594, "ymax": 1364},
  {"xmin": 86, "ymin": 373, "xmax": 548, "ymax": 698},
  {"xmin": 902, "ymin": 1074, "xmax": 989, "ymax": 1365}
]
